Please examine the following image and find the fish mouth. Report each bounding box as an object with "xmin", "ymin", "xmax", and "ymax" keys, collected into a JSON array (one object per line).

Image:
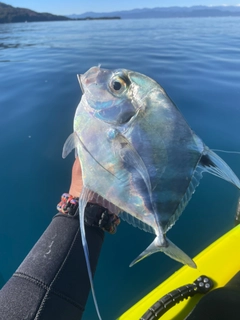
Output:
[
  {"xmin": 77, "ymin": 66, "xmax": 114, "ymax": 105},
  {"xmin": 77, "ymin": 74, "xmax": 85, "ymax": 94},
  {"xmin": 77, "ymin": 66, "xmax": 102, "ymax": 94}
]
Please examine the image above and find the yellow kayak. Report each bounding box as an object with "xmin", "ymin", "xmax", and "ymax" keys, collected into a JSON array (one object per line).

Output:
[{"xmin": 118, "ymin": 224, "xmax": 240, "ymax": 320}]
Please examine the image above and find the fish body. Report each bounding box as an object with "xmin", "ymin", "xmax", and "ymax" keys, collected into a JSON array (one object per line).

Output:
[
  {"xmin": 64, "ymin": 66, "xmax": 240, "ymax": 265},
  {"xmin": 63, "ymin": 66, "xmax": 240, "ymax": 318},
  {"xmin": 78, "ymin": 74, "xmax": 202, "ymax": 235}
]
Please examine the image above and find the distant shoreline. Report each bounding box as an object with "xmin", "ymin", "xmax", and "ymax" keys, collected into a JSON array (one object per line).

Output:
[
  {"xmin": 0, "ymin": 17, "xmax": 121, "ymax": 24},
  {"xmin": 0, "ymin": 2, "xmax": 121, "ymax": 24},
  {"xmin": 1, "ymin": 1, "xmax": 240, "ymax": 24},
  {"xmin": 74, "ymin": 17, "xmax": 121, "ymax": 21},
  {"xmin": 1, "ymin": 15, "xmax": 240, "ymax": 25}
]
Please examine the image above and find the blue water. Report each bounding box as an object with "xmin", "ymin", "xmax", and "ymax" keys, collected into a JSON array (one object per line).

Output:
[{"xmin": 1, "ymin": 18, "xmax": 240, "ymax": 319}]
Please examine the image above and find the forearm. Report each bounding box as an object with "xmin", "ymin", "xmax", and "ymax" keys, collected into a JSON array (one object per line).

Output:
[{"xmin": 0, "ymin": 213, "xmax": 104, "ymax": 320}]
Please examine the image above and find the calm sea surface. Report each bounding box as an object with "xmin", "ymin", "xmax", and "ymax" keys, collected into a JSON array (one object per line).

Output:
[{"xmin": 0, "ymin": 17, "xmax": 240, "ymax": 319}]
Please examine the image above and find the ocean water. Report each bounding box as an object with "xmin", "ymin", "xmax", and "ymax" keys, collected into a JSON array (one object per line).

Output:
[{"xmin": 0, "ymin": 17, "xmax": 240, "ymax": 319}]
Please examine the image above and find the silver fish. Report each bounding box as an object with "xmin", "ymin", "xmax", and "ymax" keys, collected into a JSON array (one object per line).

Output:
[{"xmin": 63, "ymin": 66, "xmax": 240, "ymax": 319}]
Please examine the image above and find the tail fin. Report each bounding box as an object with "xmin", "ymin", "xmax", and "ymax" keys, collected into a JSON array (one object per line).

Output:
[
  {"xmin": 200, "ymin": 148, "xmax": 240, "ymax": 189},
  {"xmin": 129, "ymin": 236, "xmax": 196, "ymax": 268}
]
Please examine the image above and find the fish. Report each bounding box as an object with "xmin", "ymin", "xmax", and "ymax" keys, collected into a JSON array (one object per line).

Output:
[{"xmin": 63, "ymin": 66, "xmax": 240, "ymax": 319}]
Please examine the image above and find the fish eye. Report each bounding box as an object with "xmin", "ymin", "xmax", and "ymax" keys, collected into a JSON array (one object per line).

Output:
[
  {"xmin": 109, "ymin": 76, "xmax": 127, "ymax": 94},
  {"xmin": 113, "ymin": 81, "xmax": 122, "ymax": 91}
]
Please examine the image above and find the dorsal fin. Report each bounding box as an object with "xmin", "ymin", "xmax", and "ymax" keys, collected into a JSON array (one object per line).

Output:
[
  {"xmin": 164, "ymin": 146, "xmax": 240, "ymax": 233},
  {"xmin": 200, "ymin": 148, "xmax": 240, "ymax": 189}
]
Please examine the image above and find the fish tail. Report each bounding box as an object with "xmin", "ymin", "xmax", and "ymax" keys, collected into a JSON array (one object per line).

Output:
[
  {"xmin": 129, "ymin": 236, "xmax": 196, "ymax": 268},
  {"xmin": 201, "ymin": 148, "xmax": 240, "ymax": 189}
]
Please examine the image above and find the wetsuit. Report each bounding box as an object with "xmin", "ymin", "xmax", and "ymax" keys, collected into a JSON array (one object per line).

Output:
[{"xmin": 0, "ymin": 210, "xmax": 104, "ymax": 320}]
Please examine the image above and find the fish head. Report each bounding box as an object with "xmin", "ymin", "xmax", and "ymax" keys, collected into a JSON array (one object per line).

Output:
[{"xmin": 77, "ymin": 66, "xmax": 158, "ymax": 126}]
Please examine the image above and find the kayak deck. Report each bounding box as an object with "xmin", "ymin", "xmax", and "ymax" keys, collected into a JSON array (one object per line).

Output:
[{"xmin": 118, "ymin": 225, "xmax": 240, "ymax": 320}]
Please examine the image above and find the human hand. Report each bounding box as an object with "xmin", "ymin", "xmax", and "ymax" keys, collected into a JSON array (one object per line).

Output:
[
  {"xmin": 68, "ymin": 157, "xmax": 120, "ymax": 215},
  {"xmin": 68, "ymin": 158, "xmax": 111, "ymax": 204},
  {"xmin": 67, "ymin": 157, "xmax": 121, "ymax": 232},
  {"xmin": 69, "ymin": 157, "xmax": 83, "ymax": 198}
]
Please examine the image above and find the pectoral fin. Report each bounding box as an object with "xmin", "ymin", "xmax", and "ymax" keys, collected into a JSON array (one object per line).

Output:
[
  {"xmin": 130, "ymin": 236, "xmax": 196, "ymax": 269},
  {"xmin": 63, "ymin": 132, "xmax": 118, "ymax": 179},
  {"xmin": 62, "ymin": 132, "xmax": 78, "ymax": 158}
]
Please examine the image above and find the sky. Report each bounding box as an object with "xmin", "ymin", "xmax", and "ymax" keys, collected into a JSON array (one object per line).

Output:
[{"xmin": 4, "ymin": 0, "xmax": 240, "ymax": 15}]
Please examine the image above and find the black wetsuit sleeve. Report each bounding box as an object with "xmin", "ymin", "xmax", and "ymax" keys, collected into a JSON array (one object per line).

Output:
[{"xmin": 0, "ymin": 212, "xmax": 104, "ymax": 320}]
